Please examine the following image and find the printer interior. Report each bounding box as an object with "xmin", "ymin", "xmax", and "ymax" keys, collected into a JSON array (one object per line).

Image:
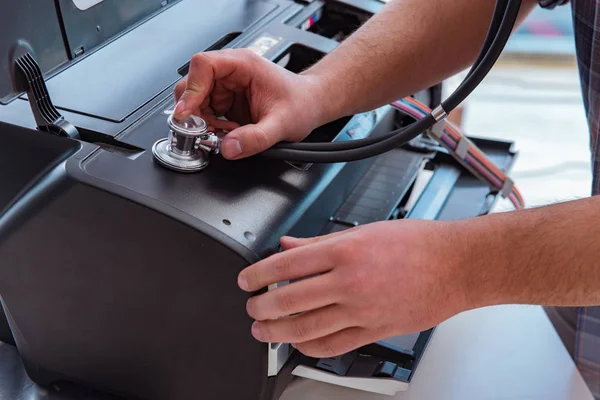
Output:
[{"xmin": 0, "ymin": 1, "xmax": 518, "ymax": 400}]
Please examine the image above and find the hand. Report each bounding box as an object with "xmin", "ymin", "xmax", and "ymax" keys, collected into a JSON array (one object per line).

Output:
[
  {"xmin": 237, "ymin": 219, "xmax": 471, "ymax": 358},
  {"xmin": 173, "ymin": 49, "xmax": 333, "ymax": 160}
]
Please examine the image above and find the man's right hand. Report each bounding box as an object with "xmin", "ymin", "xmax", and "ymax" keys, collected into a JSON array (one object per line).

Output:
[{"xmin": 173, "ymin": 49, "xmax": 332, "ymax": 160}]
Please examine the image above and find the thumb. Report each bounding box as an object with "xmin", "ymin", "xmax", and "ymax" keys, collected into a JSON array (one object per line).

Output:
[{"xmin": 220, "ymin": 116, "xmax": 283, "ymax": 160}]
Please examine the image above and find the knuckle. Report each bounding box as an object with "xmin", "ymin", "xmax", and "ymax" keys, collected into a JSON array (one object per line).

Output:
[
  {"xmin": 257, "ymin": 322, "xmax": 272, "ymax": 342},
  {"xmin": 239, "ymin": 48, "xmax": 258, "ymax": 61},
  {"xmin": 243, "ymin": 268, "xmax": 261, "ymax": 291},
  {"xmin": 273, "ymin": 254, "xmax": 293, "ymax": 279},
  {"xmin": 317, "ymin": 341, "xmax": 338, "ymax": 358},
  {"xmin": 329, "ymin": 241, "xmax": 348, "ymax": 263},
  {"xmin": 185, "ymin": 79, "xmax": 205, "ymax": 95},
  {"xmin": 246, "ymin": 297, "xmax": 259, "ymax": 319},
  {"xmin": 175, "ymin": 79, "xmax": 187, "ymax": 93},
  {"xmin": 252, "ymin": 124, "xmax": 272, "ymax": 151},
  {"xmin": 354, "ymin": 304, "xmax": 374, "ymax": 325},
  {"xmin": 291, "ymin": 319, "xmax": 310, "ymax": 341},
  {"xmin": 276, "ymin": 291, "xmax": 296, "ymax": 313},
  {"xmin": 344, "ymin": 268, "xmax": 368, "ymax": 295},
  {"xmin": 190, "ymin": 53, "xmax": 208, "ymax": 68}
]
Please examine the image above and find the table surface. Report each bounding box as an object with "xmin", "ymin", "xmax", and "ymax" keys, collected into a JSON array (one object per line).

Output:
[{"xmin": 280, "ymin": 305, "xmax": 594, "ymax": 400}]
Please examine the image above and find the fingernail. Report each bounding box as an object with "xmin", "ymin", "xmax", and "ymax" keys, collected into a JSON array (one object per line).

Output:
[
  {"xmin": 222, "ymin": 138, "xmax": 242, "ymax": 159},
  {"xmin": 173, "ymin": 100, "xmax": 186, "ymax": 116},
  {"xmin": 238, "ymin": 273, "xmax": 248, "ymax": 291},
  {"xmin": 252, "ymin": 322, "xmax": 262, "ymax": 340}
]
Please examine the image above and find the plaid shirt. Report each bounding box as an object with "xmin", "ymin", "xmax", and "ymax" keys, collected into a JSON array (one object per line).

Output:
[{"xmin": 545, "ymin": 0, "xmax": 600, "ymax": 397}]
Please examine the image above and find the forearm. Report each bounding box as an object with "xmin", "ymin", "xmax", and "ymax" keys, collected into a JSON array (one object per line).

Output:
[
  {"xmin": 459, "ymin": 196, "xmax": 600, "ymax": 309},
  {"xmin": 303, "ymin": 0, "xmax": 537, "ymax": 121}
]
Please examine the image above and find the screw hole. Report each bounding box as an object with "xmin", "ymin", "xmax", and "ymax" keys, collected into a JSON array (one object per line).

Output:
[
  {"xmin": 223, "ymin": 219, "xmax": 231, "ymax": 226},
  {"xmin": 244, "ymin": 231, "xmax": 256, "ymax": 242}
]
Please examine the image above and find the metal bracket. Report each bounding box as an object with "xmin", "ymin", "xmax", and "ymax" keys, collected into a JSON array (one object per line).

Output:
[{"xmin": 13, "ymin": 53, "xmax": 79, "ymax": 138}]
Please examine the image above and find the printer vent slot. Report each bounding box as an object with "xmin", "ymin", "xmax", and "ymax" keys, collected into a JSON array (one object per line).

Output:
[
  {"xmin": 178, "ymin": 32, "xmax": 242, "ymax": 76},
  {"xmin": 78, "ymin": 128, "xmax": 145, "ymax": 159}
]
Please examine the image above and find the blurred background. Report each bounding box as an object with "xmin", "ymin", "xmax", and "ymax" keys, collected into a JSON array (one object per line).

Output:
[{"xmin": 444, "ymin": 5, "xmax": 591, "ymax": 212}]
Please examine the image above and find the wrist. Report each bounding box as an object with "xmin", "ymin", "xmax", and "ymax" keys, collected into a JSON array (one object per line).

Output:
[
  {"xmin": 452, "ymin": 215, "xmax": 515, "ymax": 311},
  {"xmin": 299, "ymin": 68, "xmax": 352, "ymax": 127}
]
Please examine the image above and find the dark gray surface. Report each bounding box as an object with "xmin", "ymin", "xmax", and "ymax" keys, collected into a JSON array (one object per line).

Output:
[
  {"xmin": 0, "ymin": 164, "xmax": 266, "ymax": 400},
  {"xmin": 0, "ymin": 341, "xmax": 118, "ymax": 399},
  {"xmin": 0, "ymin": 0, "xmax": 69, "ymax": 104},
  {"xmin": 57, "ymin": 0, "xmax": 176, "ymax": 58},
  {"xmin": 39, "ymin": 0, "xmax": 279, "ymax": 122}
]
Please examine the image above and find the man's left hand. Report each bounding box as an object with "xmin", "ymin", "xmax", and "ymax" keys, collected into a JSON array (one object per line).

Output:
[{"xmin": 237, "ymin": 219, "xmax": 471, "ymax": 358}]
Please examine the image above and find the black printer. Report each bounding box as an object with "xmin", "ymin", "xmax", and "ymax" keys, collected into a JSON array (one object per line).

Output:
[{"xmin": 0, "ymin": 1, "xmax": 519, "ymax": 399}]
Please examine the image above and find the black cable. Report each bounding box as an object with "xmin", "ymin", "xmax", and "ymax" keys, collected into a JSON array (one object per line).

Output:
[
  {"xmin": 257, "ymin": 0, "xmax": 521, "ymax": 162},
  {"xmin": 443, "ymin": 0, "xmax": 520, "ymax": 111},
  {"xmin": 274, "ymin": 0, "xmax": 510, "ymax": 153},
  {"xmin": 466, "ymin": 0, "xmax": 509, "ymax": 79}
]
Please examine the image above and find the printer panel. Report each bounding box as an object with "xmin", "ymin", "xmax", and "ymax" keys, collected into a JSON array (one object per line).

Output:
[
  {"xmin": 57, "ymin": 0, "xmax": 177, "ymax": 59},
  {"xmin": 0, "ymin": 0, "xmax": 69, "ymax": 104},
  {"xmin": 41, "ymin": 0, "xmax": 283, "ymax": 123}
]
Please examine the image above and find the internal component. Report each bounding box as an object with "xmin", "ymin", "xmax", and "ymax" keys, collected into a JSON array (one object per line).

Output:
[{"xmin": 299, "ymin": 2, "xmax": 371, "ymax": 41}]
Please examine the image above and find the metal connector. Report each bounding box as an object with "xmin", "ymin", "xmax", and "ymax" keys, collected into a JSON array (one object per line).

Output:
[
  {"xmin": 431, "ymin": 105, "xmax": 447, "ymax": 122},
  {"xmin": 198, "ymin": 132, "xmax": 221, "ymax": 154}
]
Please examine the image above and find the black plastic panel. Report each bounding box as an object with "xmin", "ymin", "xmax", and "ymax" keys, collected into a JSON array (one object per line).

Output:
[
  {"xmin": 57, "ymin": 0, "xmax": 176, "ymax": 58},
  {"xmin": 0, "ymin": 0, "xmax": 69, "ymax": 104},
  {"xmin": 0, "ymin": 122, "xmax": 80, "ymax": 216},
  {"xmin": 38, "ymin": 0, "xmax": 280, "ymax": 122}
]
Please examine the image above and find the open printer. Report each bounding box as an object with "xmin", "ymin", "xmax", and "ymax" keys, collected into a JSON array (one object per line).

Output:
[{"xmin": 0, "ymin": 1, "xmax": 519, "ymax": 399}]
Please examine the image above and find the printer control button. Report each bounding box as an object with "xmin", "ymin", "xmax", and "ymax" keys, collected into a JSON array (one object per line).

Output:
[{"xmin": 373, "ymin": 361, "xmax": 398, "ymax": 378}]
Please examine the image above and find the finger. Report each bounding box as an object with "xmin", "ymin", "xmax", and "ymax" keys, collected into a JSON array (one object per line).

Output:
[
  {"xmin": 210, "ymin": 82, "xmax": 235, "ymax": 117},
  {"xmin": 225, "ymin": 93, "xmax": 252, "ymax": 126},
  {"xmin": 238, "ymin": 242, "xmax": 335, "ymax": 292},
  {"xmin": 251, "ymin": 304, "xmax": 353, "ymax": 344},
  {"xmin": 211, "ymin": 119, "xmax": 240, "ymax": 132},
  {"xmin": 246, "ymin": 273, "xmax": 339, "ymax": 321},
  {"xmin": 220, "ymin": 115, "xmax": 285, "ymax": 160},
  {"xmin": 174, "ymin": 50, "xmax": 254, "ymax": 120},
  {"xmin": 174, "ymin": 78, "xmax": 187, "ymax": 102},
  {"xmin": 294, "ymin": 327, "xmax": 372, "ymax": 359},
  {"xmin": 280, "ymin": 227, "xmax": 362, "ymax": 250}
]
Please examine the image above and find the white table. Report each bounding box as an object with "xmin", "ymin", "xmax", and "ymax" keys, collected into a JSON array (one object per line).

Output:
[{"xmin": 281, "ymin": 305, "xmax": 594, "ymax": 400}]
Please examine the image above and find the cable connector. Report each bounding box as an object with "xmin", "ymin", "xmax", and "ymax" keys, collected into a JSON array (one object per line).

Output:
[
  {"xmin": 431, "ymin": 105, "xmax": 447, "ymax": 121},
  {"xmin": 455, "ymin": 136, "xmax": 470, "ymax": 159},
  {"xmin": 429, "ymin": 120, "xmax": 445, "ymax": 140}
]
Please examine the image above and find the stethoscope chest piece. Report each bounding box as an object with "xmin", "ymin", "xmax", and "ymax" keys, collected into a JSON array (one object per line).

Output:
[{"xmin": 153, "ymin": 114, "xmax": 219, "ymax": 173}]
